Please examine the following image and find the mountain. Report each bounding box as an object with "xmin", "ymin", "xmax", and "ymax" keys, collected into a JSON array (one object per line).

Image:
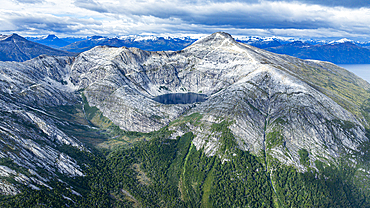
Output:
[
  {"xmin": 23, "ymin": 33, "xmax": 370, "ymax": 64},
  {"xmin": 264, "ymin": 40, "xmax": 313, "ymax": 54},
  {"xmin": 26, "ymin": 35, "xmax": 71, "ymax": 48},
  {"xmin": 0, "ymin": 34, "xmax": 75, "ymax": 62},
  {"xmin": 60, "ymin": 35, "xmax": 197, "ymax": 53},
  {"xmin": 237, "ymin": 36, "xmax": 283, "ymax": 48},
  {"xmin": 238, "ymin": 36, "xmax": 370, "ymax": 47},
  {"xmin": 237, "ymin": 36, "xmax": 370, "ymax": 64},
  {"xmin": 0, "ymin": 32, "xmax": 370, "ymax": 207},
  {"xmin": 60, "ymin": 37, "xmax": 87, "ymax": 44},
  {"xmin": 264, "ymin": 41, "xmax": 370, "ymax": 64}
]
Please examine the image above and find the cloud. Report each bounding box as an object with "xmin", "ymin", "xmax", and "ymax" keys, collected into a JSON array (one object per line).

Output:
[
  {"xmin": 73, "ymin": 1, "xmax": 370, "ymax": 31},
  {"xmin": 1, "ymin": 0, "xmax": 370, "ymax": 40},
  {"xmin": 289, "ymin": 0, "xmax": 370, "ymax": 8},
  {"xmin": 0, "ymin": 10, "xmax": 103, "ymax": 35},
  {"xmin": 74, "ymin": 0, "xmax": 108, "ymax": 13},
  {"xmin": 184, "ymin": 0, "xmax": 370, "ymax": 8}
]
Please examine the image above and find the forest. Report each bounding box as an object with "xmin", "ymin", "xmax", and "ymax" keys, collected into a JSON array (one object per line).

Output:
[{"xmin": 1, "ymin": 113, "xmax": 370, "ymax": 208}]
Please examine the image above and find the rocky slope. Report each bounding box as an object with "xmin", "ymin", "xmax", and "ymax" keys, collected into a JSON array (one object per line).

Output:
[
  {"xmin": 0, "ymin": 32, "xmax": 370, "ymax": 205},
  {"xmin": 0, "ymin": 55, "xmax": 86, "ymax": 195}
]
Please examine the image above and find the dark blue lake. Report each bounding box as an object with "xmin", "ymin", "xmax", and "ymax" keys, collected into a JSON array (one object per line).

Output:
[
  {"xmin": 153, "ymin": 92, "xmax": 208, "ymax": 104},
  {"xmin": 338, "ymin": 64, "xmax": 370, "ymax": 83}
]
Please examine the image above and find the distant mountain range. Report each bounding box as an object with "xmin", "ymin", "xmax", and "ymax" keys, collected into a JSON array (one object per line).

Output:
[
  {"xmin": 0, "ymin": 34, "xmax": 74, "ymax": 62},
  {"xmin": 236, "ymin": 37, "xmax": 370, "ymax": 64},
  {"xmin": 26, "ymin": 35, "xmax": 71, "ymax": 48},
  {"xmin": 238, "ymin": 36, "xmax": 370, "ymax": 48},
  {"xmin": 1, "ymin": 33, "xmax": 370, "ymax": 64},
  {"xmin": 263, "ymin": 41, "xmax": 370, "ymax": 64},
  {"xmin": 26, "ymin": 35, "xmax": 197, "ymax": 52},
  {"xmin": 58, "ymin": 35, "xmax": 197, "ymax": 53}
]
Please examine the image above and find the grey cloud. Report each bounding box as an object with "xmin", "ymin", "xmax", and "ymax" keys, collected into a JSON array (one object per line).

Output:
[
  {"xmin": 74, "ymin": 0, "xmax": 108, "ymax": 13},
  {"xmin": 99, "ymin": 1, "xmax": 330, "ymax": 30},
  {"xmin": 197, "ymin": 0, "xmax": 370, "ymax": 8},
  {"xmin": 284, "ymin": 0, "xmax": 370, "ymax": 8},
  {"xmin": 2, "ymin": 12, "xmax": 103, "ymax": 35},
  {"xmin": 173, "ymin": 12, "xmax": 328, "ymax": 30},
  {"xmin": 3, "ymin": 0, "xmax": 370, "ymax": 40},
  {"xmin": 71, "ymin": 0, "xmax": 369, "ymax": 31}
]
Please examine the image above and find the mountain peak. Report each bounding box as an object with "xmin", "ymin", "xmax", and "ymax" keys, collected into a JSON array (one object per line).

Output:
[
  {"xmin": 212, "ymin": 31, "xmax": 234, "ymax": 39},
  {"xmin": 329, "ymin": 41, "xmax": 357, "ymax": 47},
  {"xmin": 90, "ymin": 35, "xmax": 105, "ymax": 40},
  {"xmin": 44, "ymin": 34, "xmax": 58, "ymax": 40},
  {"xmin": 2, "ymin": 33, "xmax": 27, "ymax": 42},
  {"xmin": 329, "ymin": 38, "xmax": 354, "ymax": 44},
  {"xmin": 8, "ymin": 33, "xmax": 24, "ymax": 39},
  {"xmin": 190, "ymin": 32, "xmax": 237, "ymax": 47},
  {"xmin": 287, "ymin": 41, "xmax": 312, "ymax": 47},
  {"xmin": 0, "ymin": 33, "xmax": 74, "ymax": 62}
]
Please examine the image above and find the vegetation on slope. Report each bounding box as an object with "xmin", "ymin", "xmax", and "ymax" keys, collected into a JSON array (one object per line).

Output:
[
  {"xmin": 274, "ymin": 58, "xmax": 370, "ymax": 125},
  {"xmin": 1, "ymin": 110, "xmax": 370, "ymax": 207}
]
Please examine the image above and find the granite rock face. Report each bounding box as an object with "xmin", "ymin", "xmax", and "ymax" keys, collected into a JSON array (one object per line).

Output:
[
  {"xmin": 0, "ymin": 55, "xmax": 83, "ymax": 195},
  {"xmin": 0, "ymin": 32, "xmax": 369, "ymax": 194}
]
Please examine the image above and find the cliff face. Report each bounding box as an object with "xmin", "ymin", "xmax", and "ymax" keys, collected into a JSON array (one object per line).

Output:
[
  {"xmin": 0, "ymin": 55, "xmax": 84, "ymax": 195},
  {"xmin": 0, "ymin": 32, "xmax": 370, "ymax": 196}
]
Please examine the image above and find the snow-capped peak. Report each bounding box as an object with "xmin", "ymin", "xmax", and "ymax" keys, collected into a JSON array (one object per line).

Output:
[{"xmin": 329, "ymin": 38, "xmax": 354, "ymax": 44}]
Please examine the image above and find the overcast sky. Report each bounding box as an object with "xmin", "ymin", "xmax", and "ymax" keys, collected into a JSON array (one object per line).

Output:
[{"xmin": 1, "ymin": 0, "xmax": 370, "ymax": 40}]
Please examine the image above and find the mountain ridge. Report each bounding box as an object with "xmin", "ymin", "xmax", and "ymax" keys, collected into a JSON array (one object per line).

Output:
[
  {"xmin": 22, "ymin": 32, "xmax": 370, "ymax": 64},
  {"xmin": 28, "ymin": 34, "xmax": 71, "ymax": 48}
]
